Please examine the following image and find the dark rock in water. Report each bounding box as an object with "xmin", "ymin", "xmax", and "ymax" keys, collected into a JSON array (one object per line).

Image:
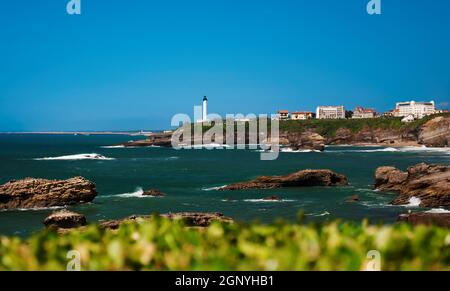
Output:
[
  {"xmin": 142, "ymin": 189, "xmax": 166, "ymax": 197},
  {"xmin": 161, "ymin": 212, "xmax": 233, "ymax": 227},
  {"xmin": 345, "ymin": 195, "xmax": 360, "ymax": 203},
  {"xmin": 220, "ymin": 169, "xmax": 348, "ymax": 191},
  {"xmin": 119, "ymin": 132, "xmax": 173, "ymax": 147},
  {"xmin": 374, "ymin": 163, "xmax": 450, "ymax": 207},
  {"xmin": 398, "ymin": 212, "xmax": 450, "ymax": 227},
  {"xmin": 262, "ymin": 195, "xmax": 282, "ymax": 201},
  {"xmin": 0, "ymin": 177, "xmax": 97, "ymax": 210},
  {"xmin": 43, "ymin": 210, "xmax": 87, "ymax": 229},
  {"xmin": 100, "ymin": 212, "xmax": 233, "ymax": 230},
  {"xmin": 99, "ymin": 215, "xmax": 144, "ymax": 230}
]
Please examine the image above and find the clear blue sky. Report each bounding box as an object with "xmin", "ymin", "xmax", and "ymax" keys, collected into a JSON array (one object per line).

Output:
[{"xmin": 0, "ymin": 0, "xmax": 449, "ymax": 131}]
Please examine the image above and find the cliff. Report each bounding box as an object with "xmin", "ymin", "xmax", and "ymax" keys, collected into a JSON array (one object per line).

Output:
[
  {"xmin": 418, "ymin": 116, "xmax": 450, "ymax": 147},
  {"xmin": 374, "ymin": 163, "xmax": 450, "ymax": 208},
  {"xmin": 280, "ymin": 114, "xmax": 450, "ymax": 147},
  {"xmin": 117, "ymin": 114, "xmax": 450, "ymax": 149}
]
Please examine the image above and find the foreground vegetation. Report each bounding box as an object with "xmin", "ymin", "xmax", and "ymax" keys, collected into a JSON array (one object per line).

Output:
[{"xmin": 0, "ymin": 216, "xmax": 449, "ymax": 271}]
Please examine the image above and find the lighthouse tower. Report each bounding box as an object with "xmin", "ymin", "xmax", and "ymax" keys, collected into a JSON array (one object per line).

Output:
[{"xmin": 202, "ymin": 96, "xmax": 208, "ymax": 122}]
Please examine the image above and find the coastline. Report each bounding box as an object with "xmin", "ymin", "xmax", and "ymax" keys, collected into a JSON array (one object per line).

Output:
[{"xmin": 0, "ymin": 131, "xmax": 147, "ymax": 136}]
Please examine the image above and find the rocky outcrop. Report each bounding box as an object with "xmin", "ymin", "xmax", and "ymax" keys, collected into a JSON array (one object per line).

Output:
[
  {"xmin": 100, "ymin": 212, "xmax": 233, "ymax": 230},
  {"xmin": 99, "ymin": 215, "xmax": 143, "ymax": 230},
  {"xmin": 161, "ymin": 212, "xmax": 233, "ymax": 227},
  {"xmin": 327, "ymin": 127, "xmax": 419, "ymax": 146},
  {"xmin": 220, "ymin": 169, "xmax": 348, "ymax": 191},
  {"xmin": 345, "ymin": 195, "xmax": 360, "ymax": 203},
  {"xmin": 418, "ymin": 116, "xmax": 450, "ymax": 147},
  {"xmin": 398, "ymin": 212, "xmax": 450, "ymax": 227},
  {"xmin": 325, "ymin": 116, "xmax": 450, "ymax": 147},
  {"xmin": 374, "ymin": 163, "xmax": 450, "ymax": 207},
  {"xmin": 142, "ymin": 189, "xmax": 166, "ymax": 197},
  {"xmin": 0, "ymin": 177, "xmax": 97, "ymax": 210},
  {"xmin": 280, "ymin": 131, "xmax": 325, "ymax": 151},
  {"xmin": 121, "ymin": 132, "xmax": 173, "ymax": 147},
  {"xmin": 43, "ymin": 210, "xmax": 87, "ymax": 229},
  {"xmin": 374, "ymin": 167, "xmax": 409, "ymax": 192}
]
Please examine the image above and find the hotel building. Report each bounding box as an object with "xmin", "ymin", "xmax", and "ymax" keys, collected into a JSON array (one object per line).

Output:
[
  {"xmin": 395, "ymin": 101, "xmax": 436, "ymax": 119},
  {"xmin": 316, "ymin": 106, "xmax": 345, "ymax": 119}
]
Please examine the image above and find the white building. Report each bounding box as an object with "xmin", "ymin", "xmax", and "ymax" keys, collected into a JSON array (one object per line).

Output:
[
  {"xmin": 395, "ymin": 101, "xmax": 436, "ymax": 119},
  {"xmin": 277, "ymin": 110, "xmax": 289, "ymax": 120},
  {"xmin": 316, "ymin": 106, "xmax": 345, "ymax": 119},
  {"xmin": 352, "ymin": 107, "xmax": 376, "ymax": 119},
  {"xmin": 291, "ymin": 112, "xmax": 314, "ymax": 120}
]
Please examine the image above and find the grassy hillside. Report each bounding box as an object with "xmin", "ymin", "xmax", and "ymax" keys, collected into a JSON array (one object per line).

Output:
[
  {"xmin": 0, "ymin": 217, "xmax": 449, "ymax": 271},
  {"xmin": 193, "ymin": 113, "xmax": 449, "ymax": 138},
  {"xmin": 279, "ymin": 113, "xmax": 450, "ymax": 137}
]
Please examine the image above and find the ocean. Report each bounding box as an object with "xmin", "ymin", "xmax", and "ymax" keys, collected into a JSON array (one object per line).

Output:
[{"xmin": 0, "ymin": 134, "xmax": 449, "ymax": 237}]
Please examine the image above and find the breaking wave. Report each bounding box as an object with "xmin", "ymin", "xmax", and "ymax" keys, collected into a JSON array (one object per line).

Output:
[
  {"xmin": 425, "ymin": 208, "xmax": 450, "ymax": 214},
  {"xmin": 396, "ymin": 146, "xmax": 450, "ymax": 154},
  {"xmin": 243, "ymin": 199, "xmax": 296, "ymax": 203},
  {"xmin": 0, "ymin": 206, "xmax": 65, "ymax": 212},
  {"xmin": 329, "ymin": 147, "xmax": 399, "ymax": 153},
  {"xmin": 281, "ymin": 148, "xmax": 321, "ymax": 153},
  {"xmin": 307, "ymin": 211, "xmax": 331, "ymax": 217},
  {"xmin": 100, "ymin": 145, "xmax": 125, "ymax": 149},
  {"xmin": 112, "ymin": 187, "xmax": 156, "ymax": 198},
  {"xmin": 404, "ymin": 197, "xmax": 421, "ymax": 207},
  {"xmin": 328, "ymin": 146, "xmax": 450, "ymax": 154},
  {"xmin": 34, "ymin": 153, "xmax": 115, "ymax": 161},
  {"xmin": 202, "ymin": 185, "xmax": 227, "ymax": 191}
]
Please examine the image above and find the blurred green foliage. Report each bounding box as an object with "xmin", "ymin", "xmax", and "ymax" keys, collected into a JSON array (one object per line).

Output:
[{"xmin": 0, "ymin": 217, "xmax": 449, "ymax": 271}]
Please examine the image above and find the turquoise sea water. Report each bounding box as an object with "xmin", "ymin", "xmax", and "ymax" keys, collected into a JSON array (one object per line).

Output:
[{"xmin": 0, "ymin": 134, "xmax": 449, "ymax": 237}]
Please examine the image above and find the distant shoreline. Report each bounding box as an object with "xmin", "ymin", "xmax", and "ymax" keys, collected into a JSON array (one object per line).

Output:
[{"xmin": 0, "ymin": 131, "xmax": 149, "ymax": 136}]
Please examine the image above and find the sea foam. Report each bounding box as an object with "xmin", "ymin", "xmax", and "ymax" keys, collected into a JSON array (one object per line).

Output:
[
  {"xmin": 202, "ymin": 185, "xmax": 227, "ymax": 191},
  {"xmin": 405, "ymin": 197, "xmax": 422, "ymax": 207},
  {"xmin": 280, "ymin": 148, "xmax": 321, "ymax": 153},
  {"xmin": 425, "ymin": 208, "xmax": 450, "ymax": 214},
  {"xmin": 100, "ymin": 145, "xmax": 125, "ymax": 149},
  {"xmin": 243, "ymin": 199, "xmax": 296, "ymax": 203},
  {"xmin": 0, "ymin": 206, "xmax": 65, "ymax": 212},
  {"xmin": 114, "ymin": 187, "xmax": 154, "ymax": 198},
  {"xmin": 34, "ymin": 153, "xmax": 115, "ymax": 161}
]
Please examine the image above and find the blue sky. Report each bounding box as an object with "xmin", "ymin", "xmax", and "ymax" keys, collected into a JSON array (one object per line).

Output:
[{"xmin": 0, "ymin": 0, "xmax": 449, "ymax": 131}]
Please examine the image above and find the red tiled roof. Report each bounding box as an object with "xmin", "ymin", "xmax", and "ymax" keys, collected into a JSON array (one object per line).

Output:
[{"xmin": 292, "ymin": 111, "xmax": 313, "ymax": 115}]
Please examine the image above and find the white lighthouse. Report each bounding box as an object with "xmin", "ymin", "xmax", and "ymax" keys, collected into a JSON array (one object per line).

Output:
[{"xmin": 202, "ymin": 96, "xmax": 208, "ymax": 122}]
